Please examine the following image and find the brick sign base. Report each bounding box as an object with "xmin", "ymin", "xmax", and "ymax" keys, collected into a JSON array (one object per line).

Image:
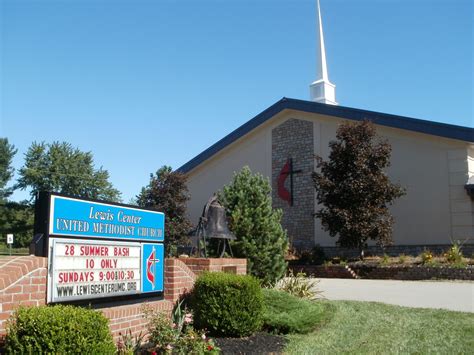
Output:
[{"xmin": 0, "ymin": 256, "xmax": 246, "ymax": 343}]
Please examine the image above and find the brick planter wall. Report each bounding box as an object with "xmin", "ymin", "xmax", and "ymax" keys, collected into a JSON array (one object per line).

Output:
[
  {"xmin": 0, "ymin": 256, "xmax": 48, "ymax": 335},
  {"xmin": 0, "ymin": 255, "xmax": 246, "ymax": 343},
  {"xmin": 320, "ymin": 244, "xmax": 474, "ymax": 258},
  {"xmin": 290, "ymin": 263, "xmax": 474, "ymax": 281},
  {"xmin": 178, "ymin": 257, "xmax": 247, "ymax": 276},
  {"xmin": 350, "ymin": 265, "xmax": 474, "ymax": 281},
  {"xmin": 289, "ymin": 264, "xmax": 357, "ymax": 279}
]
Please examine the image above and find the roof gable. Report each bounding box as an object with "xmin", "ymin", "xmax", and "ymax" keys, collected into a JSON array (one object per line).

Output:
[{"xmin": 179, "ymin": 97, "xmax": 474, "ymax": 173}]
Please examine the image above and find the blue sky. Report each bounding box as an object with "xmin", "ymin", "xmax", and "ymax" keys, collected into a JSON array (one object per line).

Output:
[{"xmin": 1, "ymin": 0, "xmax": 472, "ymax": 203}]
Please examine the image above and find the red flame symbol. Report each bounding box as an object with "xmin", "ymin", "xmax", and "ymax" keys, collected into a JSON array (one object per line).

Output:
[
  {"xmin": 146, "ymin": 249, "xmax": 156, "ymax": 289},
  {"xmin": 277, "ymin": 159, "xmax": 291, "ymax": 205}
]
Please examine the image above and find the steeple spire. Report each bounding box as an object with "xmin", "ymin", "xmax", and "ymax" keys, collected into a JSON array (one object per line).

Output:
[{"xmin": 310, "ymin": 0, "xmax": 337, "ymax": 105}]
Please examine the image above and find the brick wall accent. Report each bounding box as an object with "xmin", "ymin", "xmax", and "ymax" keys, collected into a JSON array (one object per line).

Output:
[
  {"xmin": 163, "ymin": 258, "xmax": 197, "ymax": 304},
  {"xmin": 320, "ymin": 244, "xmax": 474, "ymax": 259},
  {"xmin": 272, "ymin": 118, "xmax": 315, "ymax": 250},
  {"xmin": 352, "ymin": 265, "xmax": 474, "ymax": 281},
  {"xmin": 100, "ymin": 299, "xmax": 173, "ymax": 341},
  {"xmin": 0, "ymin": 256, "xmax": 246, "ymax": 343},
  {"xmin": 178, "ymin": 257, "xmax": 247, "ymax": 276},
  {"xmin": 0, "ymin": 256, "xmax": 48, "ymax": 335},
  {"xmin": 290, "ymin": 264, "xmax": 474, "ymax": 281}
]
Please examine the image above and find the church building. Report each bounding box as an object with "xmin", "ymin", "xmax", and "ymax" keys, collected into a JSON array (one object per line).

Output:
[{"xmin": 179, "ymin": 1, "xmax": 474, "ymax": 254}]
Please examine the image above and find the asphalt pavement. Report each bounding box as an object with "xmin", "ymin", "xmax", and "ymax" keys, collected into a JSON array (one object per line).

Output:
[{"xmin": 315, "ymin": 278, "xmax": 474, "ymax": 313}]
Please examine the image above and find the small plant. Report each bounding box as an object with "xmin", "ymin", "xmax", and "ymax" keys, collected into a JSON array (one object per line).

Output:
[
  {"xmin": 444, "ymin": 240, "xmax": 464, "ymax": 264},
  {"xmin": 340, "ymin": 259, "xmax": 348, "ymax": 266},
  {"xmin": 381, "ymin": 253, "xmax": 390, "ymax": 265},
  {"xmin": 451, "ymin": 261, "xmax": 467, "ymax": 269},
  {"xmin": 398, "ymin": 254, "xmax": 407, "ymax": 264},
  {"xmin": 420, "ymin": 249, "xmax": 434, "ymax": 265},
  {"xmin": 192, "ymin": 272, "xmax": 264, "ymax": 337},
  {"xmin": 323, "ymin": 260, "xmax": 333, "ymax": 267},
  {"xmin": 145, "ymin": 301, "xmax": 219, "ymax": 354},
  {"xmin": 275, "ymin": 270, "xmax": 322, "ymax": 300},
  {"xmin": 116, "ymin": 329, "xmax": 145, "ymax": 355}
]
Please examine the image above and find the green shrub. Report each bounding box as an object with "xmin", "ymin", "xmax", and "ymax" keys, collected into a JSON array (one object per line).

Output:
[
  {"xmin": 5, "ymin": 305, "xmax": 115, "ymax": 354},
  {"xmin": 262, "ymin": 289, "xmax": 330, "ymax": 334},
  {"xmin": 116, "ymin": 329, "xmax": 145, "ymax": 355},
  {"xmin": 219, "ymin": 166, "xmax": 288, "ymax": 285},
  {"xmin": 192, "ymin": 272, "xmax": 264, "ymax": 337},
  {"xmin": 298, "ymin": 245, "xmax": 326, "ymax": 265}
]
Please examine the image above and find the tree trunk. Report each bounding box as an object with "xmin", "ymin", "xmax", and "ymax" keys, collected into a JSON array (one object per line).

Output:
[{"xmin": 359, "ymin": 247, "xmax": 365, "ymax": 261}]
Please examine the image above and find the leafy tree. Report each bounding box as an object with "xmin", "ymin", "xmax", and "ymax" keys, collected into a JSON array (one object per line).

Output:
[
  {"xmin": 0, "ymin": 138, "xmax": 33, "ymax": 247},
  {"xmin": 0, "ymin": 201, "xmax": 34, "ymax": 248},
  {"xmin": 0, "ymin": 138, "xmax": 17, "ymax": 200},
  {"xmin": 137, "ymin": 166, "xmax": 192, "ymax": 256},
  {"xmin": 219, "ymin": 166, "xmax": 288, "ymax": 285},
  {"xmin": 17, "ymin": 141, "xmax": 121, "ymax": 202},
  {"xmin": 312, "ymin": 120, "xmax": 405, "ymax": 260}
]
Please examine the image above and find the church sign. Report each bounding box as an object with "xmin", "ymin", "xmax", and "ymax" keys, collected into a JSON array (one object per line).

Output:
[{"xmin": 34, "ymin": 192, "xmax": 165, "ymax": 303}]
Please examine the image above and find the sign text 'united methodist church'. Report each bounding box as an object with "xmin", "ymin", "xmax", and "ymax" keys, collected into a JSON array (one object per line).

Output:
[{"xmin": 34, "ymin": 192, "xmax": 165, "ymax": 303}]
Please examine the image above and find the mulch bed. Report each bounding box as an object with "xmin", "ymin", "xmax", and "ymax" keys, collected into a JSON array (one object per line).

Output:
[{"xmin": 214, "ymin": 332, "xmax": 287, "ymax": 355}]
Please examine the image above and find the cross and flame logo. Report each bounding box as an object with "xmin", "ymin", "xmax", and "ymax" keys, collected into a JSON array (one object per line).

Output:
[{"xmin": 146, "ymin": 246, "xmax": 160, "ymax": 290}]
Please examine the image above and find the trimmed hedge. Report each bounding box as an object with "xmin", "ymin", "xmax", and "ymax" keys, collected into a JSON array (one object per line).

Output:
[
  {"xmin": 263, "ymin": 288, "xmax": 330, "ymax": 334},
  {"xmin": 192, "ymin": 272, "xmax": 264, "ymax": 337},
  {"xmin": 5, "ymin": 305, "xmax": 115, "ymax": 354}
]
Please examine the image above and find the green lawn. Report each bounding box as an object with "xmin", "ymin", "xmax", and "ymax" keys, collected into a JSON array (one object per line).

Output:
[
  {"xmin": 285, "ymin": 301, "xmax": 474, "ymax": 354},
  {"xmin": 0, "ymin": 246, "xmax": 29, "ymax": 256}
]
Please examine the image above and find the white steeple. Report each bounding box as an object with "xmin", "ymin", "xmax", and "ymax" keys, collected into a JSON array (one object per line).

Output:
[{"xmin": 310, "ymin": 0, "xmax": 337, "ymax": 105}]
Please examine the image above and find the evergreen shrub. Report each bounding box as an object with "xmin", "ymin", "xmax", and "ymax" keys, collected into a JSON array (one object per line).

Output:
[
  {"xmin": 5, "ymin": 305, "xmax": 115, "ymax": 354},
  {"xmin": 192, "ymin": 272, "xmax": 264, "ymax": 337},
  {"xmin": 219, "ymin": 166, "xmax": 288, "ymax": 285}
]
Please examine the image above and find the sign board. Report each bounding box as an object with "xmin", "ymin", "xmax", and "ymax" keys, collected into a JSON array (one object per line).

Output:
[
  {"xmin": 7, "ymin": 234, "xmax": 13, "ymax": 244},
  {"xmin": 34, "ymin": 192, "xmax": 165, "ymax": 303},
  {"xmin": 48, "ymin": 195, "xmax": 164, "ymax": 242}
]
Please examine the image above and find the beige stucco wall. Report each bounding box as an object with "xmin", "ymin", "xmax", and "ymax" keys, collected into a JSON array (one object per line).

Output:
[
  {"xmin": 185, "ymin": 115, "xmax": 275, "ymax": 224},
  {"xmin": 185, "ymin": 109, "xmax": 473, "ymax": 247}
]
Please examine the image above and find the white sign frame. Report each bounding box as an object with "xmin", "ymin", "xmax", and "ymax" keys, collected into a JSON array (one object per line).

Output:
[
  {"xmin": 48, "ymin": 238, "xmax": 142, "ymax": 303},
  {"xmin": 7, "ymin": 234, "xmax": 13, "ymax": 244}
]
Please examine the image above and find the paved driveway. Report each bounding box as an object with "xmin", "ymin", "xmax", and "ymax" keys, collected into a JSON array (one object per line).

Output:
[{"xmin": 316, "ymin": 278, "xmax": 474, "ymax": 313}]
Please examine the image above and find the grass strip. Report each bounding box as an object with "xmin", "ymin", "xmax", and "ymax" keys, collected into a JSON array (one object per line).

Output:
[{"xmin": 285, "ymin": 300, "xmax": 474, "ymax": 354}]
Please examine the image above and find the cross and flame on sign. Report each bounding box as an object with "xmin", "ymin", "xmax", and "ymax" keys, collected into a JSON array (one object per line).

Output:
[{"xmin": 146, "ymin": 246, "xmax": 160, "ymax": 290}]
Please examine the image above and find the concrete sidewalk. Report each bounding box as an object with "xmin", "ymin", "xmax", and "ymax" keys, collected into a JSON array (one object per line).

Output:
[{"xmin": 316, "ymin": 278, "xmax": 474, "ymax": 313}]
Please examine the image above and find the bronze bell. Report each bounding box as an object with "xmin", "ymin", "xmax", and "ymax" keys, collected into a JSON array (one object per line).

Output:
[
  {"xmin": 205, "ymin": 200, "xmax": 236, "ymax": 240},
  {"xmin": 194, "ymin": 195, "xmax": 235, "ymax": 257}
]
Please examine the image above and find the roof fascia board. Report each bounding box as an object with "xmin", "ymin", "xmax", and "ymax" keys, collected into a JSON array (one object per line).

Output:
[{"xmin": 178, "ymin": 98, "xmax": 473, "ymax": 173}]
